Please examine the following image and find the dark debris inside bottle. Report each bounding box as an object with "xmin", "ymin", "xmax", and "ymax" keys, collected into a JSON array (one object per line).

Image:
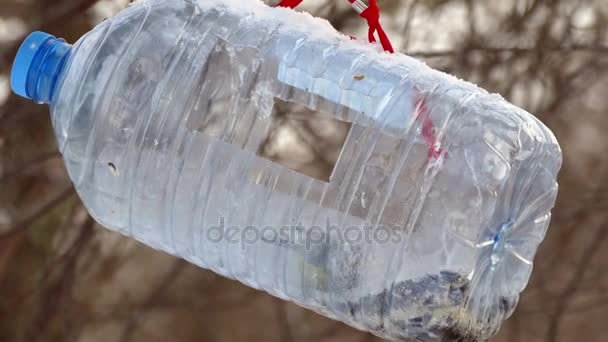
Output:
[{"xmin": 334, "ymin": 271, "xmax": 517, "ymax": 342}]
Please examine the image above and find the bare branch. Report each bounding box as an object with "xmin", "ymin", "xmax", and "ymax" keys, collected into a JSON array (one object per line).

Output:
[
  {"xmin": 407, "ymin": 44, "xmax": 608, "ymax": 58},
  {"xmin": 21, "ymin": 214, "xmax": 95, "ymax": 342},
  {"xmin": 545, "ymin": 224, "xmax": 608, "ymax": 342},
  {"xmin": 0, "ymin": 152, "xmax": 61, "ymax": 184},
  {"xmin": 0, "ymin": 187, "xmax": 74, "ymax": 243},
  {"xmin": 118, "ymin": 260, "xmax": 186, "ymax": 342}
]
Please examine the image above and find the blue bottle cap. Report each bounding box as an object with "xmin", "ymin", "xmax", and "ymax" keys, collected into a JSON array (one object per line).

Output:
[
  {"xmin": 11, "ymin": 31, "xmax": 72, "ymax": 104},
  {"xmin": 11, "ymin": 31, "xmax": 56, "ymax": 99}
]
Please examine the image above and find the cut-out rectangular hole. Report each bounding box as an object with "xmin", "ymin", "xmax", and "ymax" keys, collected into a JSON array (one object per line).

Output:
[{"xmin": 257, "ymin": 98, "xmax": 352, "ymax": 183}]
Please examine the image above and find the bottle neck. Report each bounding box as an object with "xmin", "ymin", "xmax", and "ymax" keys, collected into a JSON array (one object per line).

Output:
[{"xmin": 26, "ymin": 38, "xmax": 72, "ymax": 104}]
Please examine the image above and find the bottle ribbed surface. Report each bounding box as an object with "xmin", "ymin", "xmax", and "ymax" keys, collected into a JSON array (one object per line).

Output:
[{"xmin": 50, "ymin": 0, "xmax": 562, "ymax": 341}]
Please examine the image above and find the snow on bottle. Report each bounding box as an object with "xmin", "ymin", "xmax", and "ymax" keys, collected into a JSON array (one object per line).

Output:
[{"xmin": 10, "ymin": 0, "xmax": 561, "ymax": 341}]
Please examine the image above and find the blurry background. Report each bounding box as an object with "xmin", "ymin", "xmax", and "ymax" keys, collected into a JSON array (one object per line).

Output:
[{"xmin": 1, "ymin": 0, "xmax": 607, "ymax": 341}]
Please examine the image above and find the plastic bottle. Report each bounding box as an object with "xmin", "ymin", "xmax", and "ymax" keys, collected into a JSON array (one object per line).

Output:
[{"xmin": 10, "ymin": 0, "xmax": 562, "ymax": 341}]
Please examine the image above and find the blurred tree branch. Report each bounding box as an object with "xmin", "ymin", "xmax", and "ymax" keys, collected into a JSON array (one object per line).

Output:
[
  {"xmin": 21, "ymin": 214, "xmax": 95, "ymax": 342},
  {"xmin": 0, "ymin": 187, "xmax": 74, "ymax": 243},
  {"xmin": 118, "ymin": 260, "xmax": 186, "ymax": 342},
  {"xmin": 545, "ymin": 224, "xmax": 608, "ymax": 342},
  {"xmin": 407, "ymin": 43, "xmax": 608, "ymax": 58},
  {"xmin": 0, "ymin": 152, "xmax": 61, "ymax": 185}
]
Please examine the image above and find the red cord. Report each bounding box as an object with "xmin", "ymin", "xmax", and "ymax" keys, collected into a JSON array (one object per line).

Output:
[
  {"xmin": 277, "ymin": 0, "xmax": 304, "ymax": 8},
  {"xmin": 277, "ymin": 0, "xmax": 394, "ymax": 53},
  {"xmin": 350, "ymin": 0, "xmax": 394, "ymax": 53},
  {"xmin": 415, "ymin": 97, "xmax": 445, "ymax": 159}
]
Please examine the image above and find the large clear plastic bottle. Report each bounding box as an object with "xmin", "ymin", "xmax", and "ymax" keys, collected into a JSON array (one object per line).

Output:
[{"xmin": 10, "ymin": 0, "xmax": 561, "ymax": 341}]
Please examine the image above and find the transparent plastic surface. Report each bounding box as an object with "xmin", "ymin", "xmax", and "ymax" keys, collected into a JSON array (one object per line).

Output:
[{"xmin": 50, "ymin": 0, "xmax": 562, "ymax": 341}]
